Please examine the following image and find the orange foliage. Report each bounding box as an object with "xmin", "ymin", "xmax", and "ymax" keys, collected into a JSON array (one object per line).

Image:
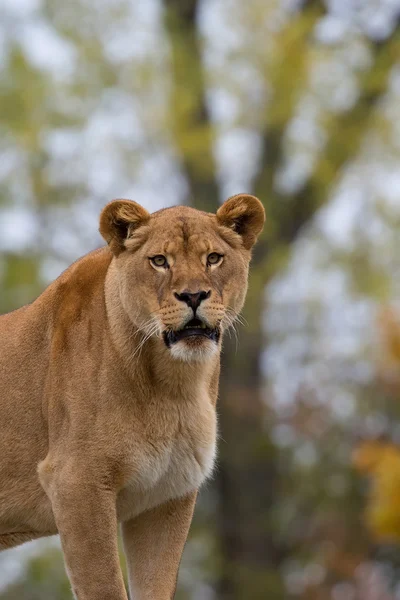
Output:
[{"xmin": 353, "ymin": 441, "xmax": 400, "ymax": 542}]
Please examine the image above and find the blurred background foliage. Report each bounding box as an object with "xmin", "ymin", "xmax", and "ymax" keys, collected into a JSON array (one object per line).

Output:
[{"xmin": 1, "ymin": 0, "xmax": 400, "ymax": 598}]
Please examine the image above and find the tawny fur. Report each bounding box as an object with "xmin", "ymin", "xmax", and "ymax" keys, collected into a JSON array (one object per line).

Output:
[{"xmin": 0, "ymin": 194, "xmax": 264, "ymax": 600}]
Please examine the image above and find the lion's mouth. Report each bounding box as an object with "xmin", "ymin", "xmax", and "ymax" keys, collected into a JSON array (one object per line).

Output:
[{"xmin": 163, "ymin": 318, "xmax": 220, "ymax": 347}]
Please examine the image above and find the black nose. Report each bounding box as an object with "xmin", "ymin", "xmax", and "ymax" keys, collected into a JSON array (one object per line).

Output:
[{"xmin": 174, "ymin": 290, "xmax": 211, "ymax": 312}]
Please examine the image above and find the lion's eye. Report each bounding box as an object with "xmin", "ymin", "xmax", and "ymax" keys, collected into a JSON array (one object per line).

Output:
[
  {"xmin": 207, "ymin": 252, "xmax": 223, "ymax": 266},
  {"xmin": 150, "ymin": 255, "xmax": 168, "ymax": 268}
]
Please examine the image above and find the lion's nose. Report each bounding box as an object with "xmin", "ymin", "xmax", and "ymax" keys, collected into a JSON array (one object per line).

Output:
[{"xmin": 174, "ymin": 290, "xmax": 211, "ymax": 312}]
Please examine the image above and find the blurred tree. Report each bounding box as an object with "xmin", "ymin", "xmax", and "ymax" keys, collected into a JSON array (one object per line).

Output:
[
  {"xmin": 1, "ymin": 0, "xmax": 400, "ymax": 598},
  {"xmin": 353, "ymin": 309, "xmax": 400, "ymax": 544},
  {"xmin": 164, "ymin": 0, "xmax": 400, "ymax": 597}
]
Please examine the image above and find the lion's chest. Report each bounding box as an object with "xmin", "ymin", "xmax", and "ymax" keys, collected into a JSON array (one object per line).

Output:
[{"xmin": 117, "ymin": 396, "xmax": 216, "ymax": 522}]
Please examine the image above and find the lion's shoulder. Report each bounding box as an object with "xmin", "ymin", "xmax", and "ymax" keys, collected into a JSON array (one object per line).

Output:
[
  {"xmin": 46, "ymin": 247, "xmax": 112, "ymax": 350},
  {"xmin": 51, "ymin": 247, "xmax": 112, "ymax": 306}
]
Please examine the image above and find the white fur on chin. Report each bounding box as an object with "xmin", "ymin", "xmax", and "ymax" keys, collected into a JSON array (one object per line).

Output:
[{"xmin": 169, "ymin": 340, "xmax": 219, "ymax": 362}]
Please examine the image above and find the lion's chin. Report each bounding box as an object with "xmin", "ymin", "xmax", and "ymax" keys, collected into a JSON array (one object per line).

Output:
[
  {"xmin": 162, "ymin": 318, "xmax": 221, "ymax": 362},
  {"xmin": 168, "ymin": 338, "xmax": 219, "ymax": 363}
]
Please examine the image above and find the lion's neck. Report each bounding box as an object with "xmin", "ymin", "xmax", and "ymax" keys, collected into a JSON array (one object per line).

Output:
[{"xmin": 104, "ymin": 261, "xmax": 218, "ymax": 397}]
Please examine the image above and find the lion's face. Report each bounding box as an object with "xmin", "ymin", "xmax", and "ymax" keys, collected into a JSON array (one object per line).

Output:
[{"xmin": 100, "ymin": 195, "xmax": 265, "ymax": 362}]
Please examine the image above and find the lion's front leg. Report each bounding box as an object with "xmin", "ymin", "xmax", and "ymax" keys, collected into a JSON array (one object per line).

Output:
[
  {"xmin": 122, "ymin": 491, "xmax": 197, "ymax": 600},
  {"xmin": 40, "ymin": 458, "xmax": 128, "ymax": 600}
]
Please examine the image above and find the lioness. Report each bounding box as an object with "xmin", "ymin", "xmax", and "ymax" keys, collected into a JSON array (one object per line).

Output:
[{"xmin": 0, "ymin": 194, "xmax": 264, "ymax": 599}]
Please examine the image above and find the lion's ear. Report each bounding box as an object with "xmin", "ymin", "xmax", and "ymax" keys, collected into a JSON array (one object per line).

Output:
[
  {"xmin": 216, "ymin": 194, "xmax": 265, "ymax": 250},
  {"xmin": 99, "ymin": 199, "xmax": 150, "ymax": 255}
]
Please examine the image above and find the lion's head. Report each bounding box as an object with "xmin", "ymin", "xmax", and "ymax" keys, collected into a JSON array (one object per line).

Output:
[{"xmin": 99, "ymin": 194, "xmax": 265, "ymax": 362}]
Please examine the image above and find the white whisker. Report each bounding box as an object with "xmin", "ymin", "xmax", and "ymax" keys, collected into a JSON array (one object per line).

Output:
[{"xmin": 129, "ymin": 316, "xmax": 162, "ymax": 362}]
